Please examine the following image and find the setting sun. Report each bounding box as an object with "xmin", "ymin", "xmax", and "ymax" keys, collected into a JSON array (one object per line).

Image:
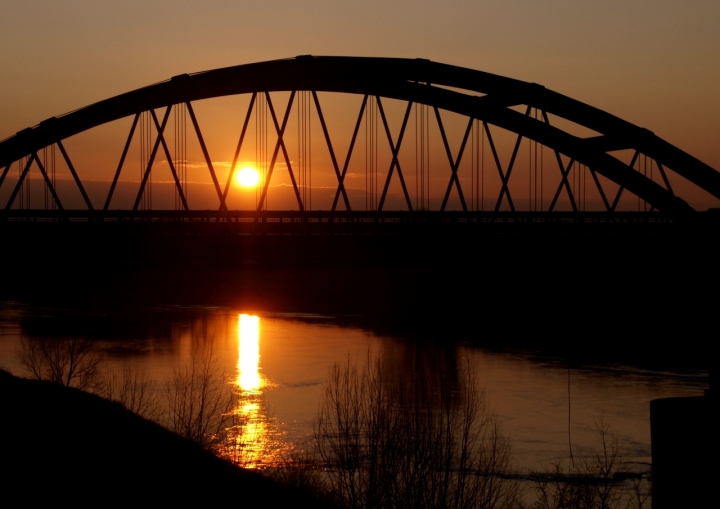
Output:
[{"xmin": 236, "ymin": 167, "xmax": 260, "ymax": 187}]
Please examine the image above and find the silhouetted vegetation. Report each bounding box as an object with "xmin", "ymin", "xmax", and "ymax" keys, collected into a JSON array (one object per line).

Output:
[
  {"xmin": 104, "ymin": 362, "xmax": 158, "ymax": 420},
  {"xmin": 161, "ymin": 340, "xmax": 235, "ymax": 450},
  {"xmin": 11, "ymin": 322, "xmax": 661, "ymax": 509},
  {"xmin": 263, "ymin": 452, "xmax": 341, "ymax": 507},
  {"xmin": 16, "ymin": 335, "xmax": 103, "ymax": 391},
  {"xmin": 532, "ymin": 418, "xmax": 651, "ymax": 509},
  {"xmin": 314, "ymin": 354, "xmax": 522, "ymax": 509},
  {"xmin": 0, "ymin": 368, "xmax": 327, "ymax": 507}
]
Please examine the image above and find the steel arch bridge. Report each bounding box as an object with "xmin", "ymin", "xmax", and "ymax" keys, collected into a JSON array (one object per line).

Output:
[{"xmin": 1, "ymin": 55, "xmax": 718, "ymax": 222}]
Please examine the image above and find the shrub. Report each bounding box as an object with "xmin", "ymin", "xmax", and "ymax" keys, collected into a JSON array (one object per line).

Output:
[
  {"xmin": 16, "ymin": 335, "xmax": 103, "ymax": 391},
  {"xmin": 162, "ymin": 340, "xmax": 235, "ymax": 450},
  {"xmin": 105, "ymin": 363, "xmax": 159, "ymax": 420},
  {"xmin": 532, "ymin": 417, "xmax": 650, "ymax": 509},
  {"xmin": 314, "ymin": 353, "xmax": 521, "ymax": 509}
]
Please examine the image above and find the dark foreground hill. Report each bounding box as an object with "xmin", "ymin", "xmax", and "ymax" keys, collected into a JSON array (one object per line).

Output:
[{"xmin": 0, "ymin": 369, "xmax": 323, "ymax": 507}]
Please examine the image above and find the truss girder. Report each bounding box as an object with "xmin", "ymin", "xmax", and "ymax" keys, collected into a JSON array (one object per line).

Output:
[
  {"xmin": 376, "ymin": 97, "xmax": 414, "ymax": 211},
  {"xmin": 0, "ymin": 56, "xmax": 714, "ymax": 216},
  {"xmin": 5, "ymin": 152, "xmax": 64, "ymax": 210}
]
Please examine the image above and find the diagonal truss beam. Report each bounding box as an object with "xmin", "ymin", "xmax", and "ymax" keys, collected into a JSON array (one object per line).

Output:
[
  {"xmin": 5, "ymin": 156, "xmax": 34, "ymax": 210},
  {"xmin": 0, "ymin": 57, "xmax": 710, "ymax": 216},
  {"xmin": 33, "ymin": 153, "xmax": 64, "ymax": 210},
  {"xmin": 133, "ymin": 106, "xmax": 172, "ymax": 211},
  {"xmin": 656, "ymin": 161, "xmax": 674, "ymax": 196},
  {"xmin": 258, "ymin": 91, "xmax": 301, "ymax": 211},
  {"xmin": 222, "ymin": 93, "xmax": 257, "ymax": 204},
  {"xmin": 0, "ymin": 163, "xmax": 10, "ymax": 191},
  {"xmin": 610, "ymin": 150, "xmax": 639, "ymax": 211},
  {"xmin": 186, "ymin": 101, "xmax": 226, "ymax": 210},
  {"xmin": 56, "ymin": 140, "xmax": 94, "ymax": 210},
  {"xmin": 482, "ymin": 122, "xmax": 515, "ymax": 211},
  {"xmin": 548, "ymin": 157, "xmax": 577, "ymax": 212},
  {"xmin": 542, "ymin": 111, "xmax": 578, "ymax": 212},
  {"xmin": 312, "ymin": 91, "xmax": 351, "ymax": 211},
  {"xmin": 332, "ymin": 95, "xmax": 368, "ymax": 211},
  {"xmin": 435, "ymin": 109, "xmax": 471, "ymax": 211},
  {"xmin": 150, "ymin": 108, "xmax": 189, "ymax": 210},
  {"xmin": 587, "ymin": 166, "xmax": 611, "ymax": 211},
  {"xmin": 5, "ymin": 153, "xmax": 64, "ymax": 210},
  {"xmin": 376, "ymin": 97, "xmax": 414, "ymax": 211},
  {"xmin": 494, "ymin": 105, "xmax": 531, "ymax": 212},
  {"xmin": 104, "ymin": 113, "xmax": 140, "ymax": 210}
]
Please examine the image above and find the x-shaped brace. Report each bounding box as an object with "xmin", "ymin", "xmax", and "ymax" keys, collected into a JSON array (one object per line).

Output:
[
  {"xmin": 435, "ymin": 109, "xmax": 471, "ymax": 212},
  {"xmin": 610, "ymin": 150, "xmax": 639, "ymax": 211},
  {"xmin": 377, "ymin": 97, "xmax": 414, "ymax": 211},
  {"xmin": 482, "ymin": 121, "xmax": 515, "ymax": 212},
  {"xmin": 541, "ymin": 111, "xmax": 579, "ymax": 212},
  {"xmin": 312, "ymin": 91, "xmax": 352, "ymax": 211},
  {"xmin": 5, "ymin": 152, "xmax": 64, "ymax": 210},
  {"xmin": 548, "ymin": 156, "xmax": 577, "ymax": 212},
  {"xmin": 493, "ymin": 105, "xmax": 532, "ymax": 212},
  {"xmin": 258, "ymin": 91, "xmax": 302, "ymax": 211},
  {"xmin": 222, "ymin": 93, "xmax": 257, "ymax": 205},
  {"xmin": 330, "ymin": 95, "xmax": 368, "ymax": 211},
  {"xmin": 133, "ymin": 106, "xmax": 189, "ymax": 211}
]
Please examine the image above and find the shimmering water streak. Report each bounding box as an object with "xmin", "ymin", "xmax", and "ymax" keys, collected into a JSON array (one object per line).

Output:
[
  {"xmin": 233, "ymin": 314, "xmax": 268, "ymax": 467},
  {"xmin": 238, "ymin": 314, "xmax": 261, "ymax": 391}
]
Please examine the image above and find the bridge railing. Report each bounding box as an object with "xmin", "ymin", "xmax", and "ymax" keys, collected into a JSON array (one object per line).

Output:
[
  {"xmin": 1, "ymin": 210, "xmax": 716, "ymax": 238},
  {"xmin": 0, "ymin": 209, "xmax": 685, "ymax": 224}
]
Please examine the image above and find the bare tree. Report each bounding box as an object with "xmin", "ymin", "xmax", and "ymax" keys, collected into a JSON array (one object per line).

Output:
[
  {"xmin": 314, "ymin": 353, "xmax": 521, "ymax": 509},
  {"xmin": 16, "ymin": 335, "xmax": 103, "ymax": 392},
  {"xmin": 105, "ymin": 363, "xmax": 159, "ymax": 420},
  {"xmin": 162, "ymin": 340, "xmax": 235, "ymax": 450},
  {"xmin": 263, "ymin": 449, "xmax": 338, "ymax": 507},
  {"xmin": 627, "ymin": 476, "xmax": 651, "ymax": 509},
  {"xmin": 532, "ymin": 417, "xmax": 648, "ymax": 509}
]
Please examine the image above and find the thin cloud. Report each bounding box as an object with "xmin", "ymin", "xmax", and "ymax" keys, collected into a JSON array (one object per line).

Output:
[{"xmin": 156, "ymin": 160, "xmax": 291, "ymax": 170}]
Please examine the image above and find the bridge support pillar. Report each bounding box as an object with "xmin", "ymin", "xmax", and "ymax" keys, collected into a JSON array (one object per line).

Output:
[{"xmin": 650, "ymin": 394, "xmax": 712, "ymax": 508}]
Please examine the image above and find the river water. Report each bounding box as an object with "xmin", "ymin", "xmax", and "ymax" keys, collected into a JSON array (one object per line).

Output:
[{"xmin": 0, "ymin": 303, "xmax": 707, "ymax": 477}]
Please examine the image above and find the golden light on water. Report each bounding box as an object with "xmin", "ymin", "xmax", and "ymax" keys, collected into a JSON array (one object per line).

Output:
[
  {"xmin": 234, "ymin": 314, "xmax": 267, "ymax": 468},
  {"xmin": 238, "ymin": 314, "xmax": 261, "ymax": 391},
  {"xmin": 231, "ymin": 313, "xmax": 295, "ymax": 468},
  {"xmin": 235, "ymin": 167, "xmax": 260, "ymax": 188}
]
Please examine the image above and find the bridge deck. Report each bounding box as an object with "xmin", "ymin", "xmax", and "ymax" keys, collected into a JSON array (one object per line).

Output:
[{"xmin": 1, "ymin": 210, "xmax": 714, "ymax": 235}]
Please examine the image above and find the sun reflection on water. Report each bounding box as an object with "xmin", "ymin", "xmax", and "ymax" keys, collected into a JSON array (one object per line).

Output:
[
  {"xmin": 238, "ymin": 314, "xmax": 261, "ymax": 391},
  {"xmin": 231, "ymin": 314, "xmax": 290, "ymax": 468}
]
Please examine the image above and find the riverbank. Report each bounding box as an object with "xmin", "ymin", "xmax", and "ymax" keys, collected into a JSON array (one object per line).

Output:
[{"xmin": 0, "ymin": 369, "xmax": 323, "ymax": 507}]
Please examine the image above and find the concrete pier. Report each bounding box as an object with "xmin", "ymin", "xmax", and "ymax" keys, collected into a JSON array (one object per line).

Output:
[{"xmin": 650, "ymin": 395, "xmax": 712, "ymax": 508}]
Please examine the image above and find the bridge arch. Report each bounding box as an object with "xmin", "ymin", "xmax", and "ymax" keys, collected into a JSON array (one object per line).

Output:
[{"xmin": 0, "ymin": 56, "xmax": 716, "ymax": 217}]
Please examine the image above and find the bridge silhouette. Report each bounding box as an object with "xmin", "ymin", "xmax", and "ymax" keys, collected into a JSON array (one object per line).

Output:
[
  {"xmin": 1, "ymin": 56, "xmax": 719, "ymax": 220},
  {"xmin": 1, "ymin": 57, "xmax": 718, "ymax": 322},
  {"xmin": 2, "ymin": 58, "xmax": 713, "ymax": 509},
  {"xmin": 0, "ymin": 57, "xmax": 717, "ymax": 362}
]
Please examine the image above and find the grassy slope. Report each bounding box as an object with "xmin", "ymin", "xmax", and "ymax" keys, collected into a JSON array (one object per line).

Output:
[{"xmin": 0, "ymin": 369, "xmax": 320, "ymax": 507}]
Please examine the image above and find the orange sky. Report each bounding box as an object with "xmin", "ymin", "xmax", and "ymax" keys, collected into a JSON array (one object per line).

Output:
[{"xmin": 1, "ymin": 1, "xmax": 719, "ymax": 211}]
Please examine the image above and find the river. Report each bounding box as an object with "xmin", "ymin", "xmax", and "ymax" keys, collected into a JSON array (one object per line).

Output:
[{"xmin": 0, "ymin": 302, "xmax": 707, "ymax": 480}]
